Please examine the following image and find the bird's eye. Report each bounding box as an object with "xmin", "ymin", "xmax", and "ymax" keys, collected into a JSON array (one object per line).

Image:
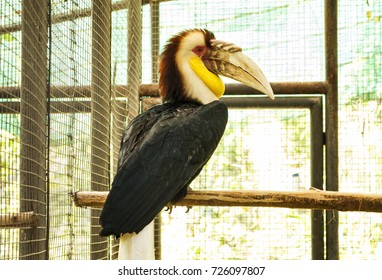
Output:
[{"xmin": 192, "ymin": 46, "xmax": 206, "ymax": 57}]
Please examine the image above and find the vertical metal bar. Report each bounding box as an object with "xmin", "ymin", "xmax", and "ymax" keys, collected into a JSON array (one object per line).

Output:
[
  {"xmin": 325, "ymin": 0, "xmax": 339, "ymax": 260},
  {"xmin": 19, "ymin": 0, "xmax": 48, "ymax": 260},
  {"xmin": 45, "ymin": 0, "xmax": 52, "ymax": 260},
  {"xmin": 150, "ymin": 0, "xmax": 159, "ymax": 84},
  {"xmin": 110, "ymin": 7, "xmax": 129, "ymax": 261},
  {"xmin": 127, "ymin": 0, "xmax": 142, "ymax": 121},
  {"xmin": 310, "ymin": 98, "xmax": 324, "ymax": 259},
  {"xmin": 223, "ymin": 96, "xmax": 326, "ymax": 259},
  {"xmin": 150, "ymin": 0, "xmax": 162, "ymax": 261},
  {"xmin": 91, "ymin": 0, "xmax": 111, "ymax": 260},
  {"xmin": 118, "ymin": 0, "xmax": 154, "ymax": 260}
]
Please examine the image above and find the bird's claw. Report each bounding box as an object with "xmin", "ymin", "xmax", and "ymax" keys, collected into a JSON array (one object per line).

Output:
[
  {"xmin": 165, "ymin": 205, "xmax": 173, "ymax": 214},
  {"xmin": 165, "ymin": 205, "xmax": 192, "ymax": 214}
]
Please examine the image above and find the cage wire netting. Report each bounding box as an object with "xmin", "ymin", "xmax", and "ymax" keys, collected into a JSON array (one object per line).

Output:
[
  {"xmin": 0, "ymin": 0, "xmax": 138, "ymax": 260},
  {"xmin": 160, "ymin": 108, "xmax": 312, "ymax": 260},
  {"xmin": 0, "ymin": 0, "xmax": 21, "ymax": 260},
  {"xmin": 153, "ymin": 0, "xmax": 320, "ymax": 260},
  {"xmin": 338, "ymin": 1, "xmax": 382, "ymax": 259},
  {"xmin": 0, "ymin": 0, "xmax": 381, "ymax": 260},
  {"xmin": 48, "ymin": 0, "xmax": 93, "ymax": 260}
]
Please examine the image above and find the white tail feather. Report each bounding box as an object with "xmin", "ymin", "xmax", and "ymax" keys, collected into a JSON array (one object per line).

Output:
[{"xmin": 118, "ymin": 221, "xmax": 155, "ymax": 260}]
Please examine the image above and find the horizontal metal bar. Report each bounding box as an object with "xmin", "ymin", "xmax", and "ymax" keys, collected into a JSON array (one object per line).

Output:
[
  {"xmin": 0, "ymin": 85, "xmax": 128, "ymax": 99},
  {"xmin": 0, "ymin": 96, "xmax": 320, "ymax": 114},
  {"xmin": 0, "ymin": 1, "xmax": 130, "ymax": 35},
  {"xmin": 0, "ymin": 95, "xmax": 321, "ymax": 116},
  {"xmin": 0, "ymin": 86, "xmax": 89, "ymax": 99},
  {"xmin": 226, "ymin": 81, "xmax": 328, "ymax": 95},
  {"xmin": 0, "ymin": 100, "xmax": 128, "ymax": 114},
  {"xmin": 139, "ymin": 82, "xmax": 328, "ymax": 97},
  {"xmin": 0, "ymin": 87, "xmax": 20, "ymax": 99},
  {"xmin": 0, "ymin": 102, "xmax": 19, "ymax": 114},
  {"xmin": 0, "ymin": 1, "xmax": 172, "ymax": 35},
  {"xmin": 0, "ymin": 82, "xmax": 327, "ymax": 100},
  {"xmin": 222, "ymin": 96, "xmax": 322, "ymax": 109}
]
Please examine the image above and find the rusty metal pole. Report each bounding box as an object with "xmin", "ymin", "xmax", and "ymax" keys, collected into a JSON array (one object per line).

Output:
[
  {"xmin": 325, "ymin": 0, "xmax": 339, "ymax": 260},
  {"xmin": 310, "ymin": 98, "xmax": 324, "ymax": 260}
]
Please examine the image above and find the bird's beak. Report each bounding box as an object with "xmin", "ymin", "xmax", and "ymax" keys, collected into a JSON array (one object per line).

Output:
[{"xmin": 203, "ymin": 40, "xmax": 275, "ymax": 99}]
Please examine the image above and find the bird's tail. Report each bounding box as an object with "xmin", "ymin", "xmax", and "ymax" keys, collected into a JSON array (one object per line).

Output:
[{"xmin": 118, "ymin": 221, "xmax": 155, "ymax": 260}]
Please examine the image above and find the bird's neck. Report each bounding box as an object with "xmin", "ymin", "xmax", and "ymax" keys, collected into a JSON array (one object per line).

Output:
[
  {"xmin": 188, "ymin": 57, "xmax": 225, "ymax": 101},
  {"xmin": 177, "ymin": 59, "xmax": 220, "ymax": 105}
]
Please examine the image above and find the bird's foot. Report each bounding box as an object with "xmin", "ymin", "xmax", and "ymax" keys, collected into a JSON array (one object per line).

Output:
[
  {"xmin": 165, "ymin": 205, "xmax": 174, "ymax": 214},
  {"xmin": 185, "ymin": 206, "xmax": 192, "ymax": 213}
]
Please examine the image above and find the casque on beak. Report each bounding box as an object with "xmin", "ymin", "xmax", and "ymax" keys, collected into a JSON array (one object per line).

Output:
[{"xmin": 202, "ymin": 40, "xmax": 275, "ymax": 100}]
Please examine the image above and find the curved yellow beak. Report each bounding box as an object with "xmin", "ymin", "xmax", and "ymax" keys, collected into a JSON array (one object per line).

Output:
[{"xmin": 203, "ymin": 40, "xmax": 275, "ymax": 100}]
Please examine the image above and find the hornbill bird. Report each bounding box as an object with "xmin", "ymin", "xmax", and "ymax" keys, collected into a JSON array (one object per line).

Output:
[{"xmin": 99, "ymin": 29, "xmax": 274, "ymax": 259}]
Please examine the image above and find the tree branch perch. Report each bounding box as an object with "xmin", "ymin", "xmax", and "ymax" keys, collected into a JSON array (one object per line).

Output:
[
  {"xmin": 0, "ymin": 211, "xmax": 37, "ymax": 228},
  {"xmin": 73, "ymin": 188, "xmax": 382, "ymax": 213}
]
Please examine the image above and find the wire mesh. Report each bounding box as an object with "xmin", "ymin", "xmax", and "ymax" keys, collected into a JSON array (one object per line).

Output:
[
  {"xmin": 147, "ymin": 0, "xmax": 321, "ymax": 260},
  {"xmin": 160, "ymin": 107, "xmax": 312, "ymax": 259},
  {"xmin": 149, "ymin": 0, "xmax": 380, "ymax": 260},
  {"xmin": 110, "ymin": 1, "xmax": 129, "ymax": 260},
  {"xmin": 0, "ymin": 0, "xmax": 21, "ymax": 260},
  {"xmin": 338, "ymin": 0, "xmax": 382, "ymax": 259},
  {"xmin": 48, "ymin": 0, "xmax": 93, "ymax": 260},
  {"xmin": 0, "ymin": 0, "xmax": 134, "ymax": 260},
  {"xmin": 0, "ymin": 0, "xmax": 381, "ymax": 260},
  {"xmin": 157, "ymin": 0, "xmax": 325, "ymax": 82}
]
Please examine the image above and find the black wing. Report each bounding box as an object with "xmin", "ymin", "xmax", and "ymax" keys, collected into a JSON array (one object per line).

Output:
[{"xmin": 99, "ymin": 100, "xmax": 228, "ymax": 237}]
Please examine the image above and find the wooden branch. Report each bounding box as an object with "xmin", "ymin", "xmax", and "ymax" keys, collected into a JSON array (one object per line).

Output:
[
  {"xmin": 73, "ymin": 189, "xmax": 382, "ymax": 213},
  {"xmin": 0, "ymin": 211, "xmax": 37, "ymax": 228},
  {"xmin": 73, "ymin": 191, "xmax": 109, "ymax": 208}
]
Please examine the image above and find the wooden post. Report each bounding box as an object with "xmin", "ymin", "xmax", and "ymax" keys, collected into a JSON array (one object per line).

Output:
[
  {"xmin": 90, "ymin": 0, "xmax": 111, "ymax": 260},
  {"xmin": 19, "ymin": 0, "xmax": 48, "ymax": 260}
]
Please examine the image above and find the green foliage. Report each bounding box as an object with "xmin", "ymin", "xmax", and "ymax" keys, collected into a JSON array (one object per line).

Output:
[{"xmin": 0, "ymin": 33, "xmax": 16, "ymax": 43}]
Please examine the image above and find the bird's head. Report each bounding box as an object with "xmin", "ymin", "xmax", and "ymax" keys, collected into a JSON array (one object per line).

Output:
[{"xmin": 159, "ymin": 28, "xmax": 274, "ymax": 104}]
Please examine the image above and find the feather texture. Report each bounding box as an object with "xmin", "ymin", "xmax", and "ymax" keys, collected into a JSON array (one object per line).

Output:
[
  {"xmin": 99, "ymin": 100, "xmax": 228, "ymax": 237},
  {"xmin": 159, "ymin": 29, "xmax": 215, "ymax": 103}
]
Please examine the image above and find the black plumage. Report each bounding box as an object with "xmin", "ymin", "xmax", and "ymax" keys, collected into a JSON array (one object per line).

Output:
[
  {"xmin": 98, "ymin": 28, "xmax": 274, "ymax": 240},
  {"xmin": 99, "ymin": 100, "xmax": 227, "ymax": 237}
]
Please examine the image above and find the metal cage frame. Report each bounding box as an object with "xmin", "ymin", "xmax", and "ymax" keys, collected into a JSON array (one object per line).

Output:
[{"xmin": 0, "ymin": 0, "xmax": 339, "ymax": 259}]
